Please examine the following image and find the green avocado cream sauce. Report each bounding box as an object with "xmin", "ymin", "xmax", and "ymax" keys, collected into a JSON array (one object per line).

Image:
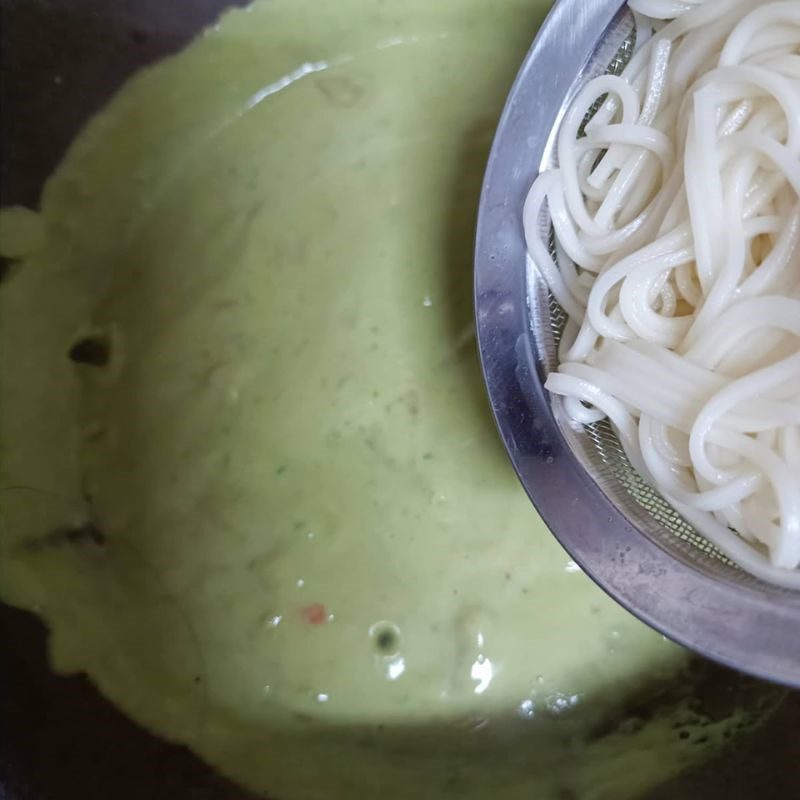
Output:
[{"xmin": 0, "ymin": 2, "xmax": 782, "ymax": 799}]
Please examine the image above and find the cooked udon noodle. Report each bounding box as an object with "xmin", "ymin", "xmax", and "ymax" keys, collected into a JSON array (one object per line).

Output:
[{"xmin": 523, "ymin": 0, "xmax": 800, "ymax": 587}]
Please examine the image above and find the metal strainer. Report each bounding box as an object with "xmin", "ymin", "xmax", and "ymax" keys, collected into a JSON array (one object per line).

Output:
[{"xmin": 475, "ymin": 0, "xmax": 800, "ymax": 686}]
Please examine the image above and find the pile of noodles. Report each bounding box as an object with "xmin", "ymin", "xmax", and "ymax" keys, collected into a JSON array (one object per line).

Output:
[{"xmin": 524, "ymin": 0, "xmax": 800, "ymax": 586}]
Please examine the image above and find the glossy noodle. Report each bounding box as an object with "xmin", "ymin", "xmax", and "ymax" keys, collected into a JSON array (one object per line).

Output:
[{"xmin": 523, "ymin": 0, "xmax": 800, "ymax": 587}]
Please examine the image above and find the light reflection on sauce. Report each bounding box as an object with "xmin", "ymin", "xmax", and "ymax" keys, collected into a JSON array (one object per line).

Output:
[
  {"xmin": 385, "ymin": 656, "xmax": 406, "ymax": 681},
  {"xmin": 470, "ymin": 655, "xmax": 494, "ymax": 695}
]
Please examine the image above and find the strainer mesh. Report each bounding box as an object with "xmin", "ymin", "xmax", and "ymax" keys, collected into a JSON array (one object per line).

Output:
[{"xmin": 531, "ymin": 12, "xmax": 769, "ymax": 588}]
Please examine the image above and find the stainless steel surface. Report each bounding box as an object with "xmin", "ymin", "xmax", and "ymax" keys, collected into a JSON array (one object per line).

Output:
[{"xmin": 474, "ymin": 0, "xmax": 800, "ymax": 687}]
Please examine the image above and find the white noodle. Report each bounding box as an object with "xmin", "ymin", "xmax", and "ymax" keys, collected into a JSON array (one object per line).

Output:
[{"xmin": 524, "ymin": 0, "xmax": 800, "ymax": 586}]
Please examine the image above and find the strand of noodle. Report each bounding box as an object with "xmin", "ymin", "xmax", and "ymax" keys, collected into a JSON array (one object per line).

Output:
[
  {"xmin": 720, "ymin": 2, "xmax": 800, "ymax": 66},
  {"xmin": 588, "ymin": 40, "xmax": 672, "ymax": 192},
  {"xmin": 554, "ymin": 236, "xmax": 591, "ymax": 306},
  {"xmin": 685, "ymin": 86, "xmax": 725, "ymax": 294},
  {"xmin": 545, "ymin": 373, "xmax": 647, "ymax": 474},
  {"xmin": 523, "ymin": 173, "xmax": 586, "ymax": 320},
  {"xmin": 559, "ymin": 361, "xmax": 706, "ymax": 434},
  {"xmin": 594, "ymin": 341, "xmax": 800, "ymax": 432},
  {"xmin": 639, "ymin": 415, "xmax": 761, "ymax": 511},
  {"xmin": 682, "ymin": 139, "xmax": 764, "ymax": 346},
  {"xmin": 761, "ymin": 53, "xmax": 800, "ymax": 78},
  {"xmin": 675, "ymin": 504, "xmax": 800, "ymax": 589},
  {"xmin": 587, "ymin": 124, "xmax": 673, "ymax": 200},
  {"xmin": 548, "ymin": 181, "xmax": 604, "ymax": 271},
  {"xmin": 686, "ymin": 296, "xmax": 800, "ymax": 368},
  {"xmin": 715, "ymin": 431, "xmax": 800, "ymax": 567},
  {"xmin": 689, "ymin": 352, "xmax": 800, "ymax": 483},
  {"xmin": 693, "ymin": 65, "xmax": 800, "ymax": 148},
  {"xmin": 558, "ymin": 78, "xmax": 642, "ymax": 236},
  {"xmin": 740, "ymin": 204, "xmax": 800, "ymax": 296},
  {"xmin": 585, "ymin": 224, "xmax": 693, "ymax": 340},
  {"xmin": 649, "ymin": 418, "xmax": 692, "ymax": 467},
  {"xmin": 617, "ymin": 257, "xmax": 694, "ymax": 345}
]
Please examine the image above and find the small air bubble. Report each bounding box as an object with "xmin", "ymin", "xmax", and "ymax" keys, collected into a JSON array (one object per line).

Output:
[
  {"xmin": 518, "ymin": 699, "xmax": 536, "ymax": 719},
  {"xmin": 370, "ymin": 621, "xmax": 402, "ymax": 655}
]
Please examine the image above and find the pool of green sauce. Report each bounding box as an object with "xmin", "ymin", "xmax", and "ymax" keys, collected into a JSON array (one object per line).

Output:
[{"xmin": 0, "ymin": 1, "xmax": 783, "ymax": 798}]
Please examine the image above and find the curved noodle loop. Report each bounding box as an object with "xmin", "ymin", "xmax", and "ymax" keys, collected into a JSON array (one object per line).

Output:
[{"xmin": 524, "ymin": 0, "xmax": 800, "ymax": 586}]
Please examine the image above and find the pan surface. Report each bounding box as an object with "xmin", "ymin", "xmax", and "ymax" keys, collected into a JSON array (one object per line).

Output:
[{"xmin": 1, "ymin": 2, "xmax": 798, "ymax": 799}]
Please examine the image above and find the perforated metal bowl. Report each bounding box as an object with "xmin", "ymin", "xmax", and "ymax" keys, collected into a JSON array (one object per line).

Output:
[{"xmin": 474, "ymin": 0, "xmax": 800, "ymax": 687}]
